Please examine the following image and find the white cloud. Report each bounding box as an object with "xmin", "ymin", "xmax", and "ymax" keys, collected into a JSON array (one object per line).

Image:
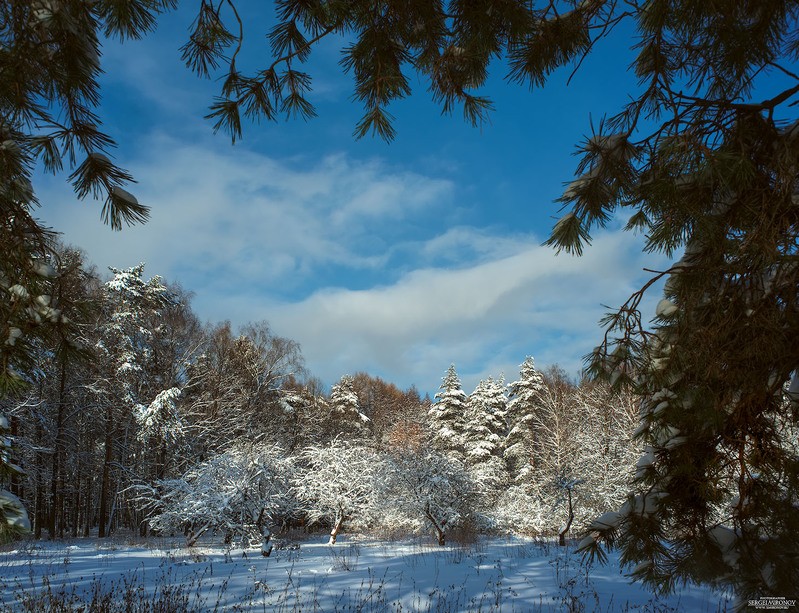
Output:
[
  {"xmin": 36, "ymin": 134, "xmax": 454, "ymax": 292},
  {"xmin": 418, "ymin": 226, "xmax": 535, "ymax": 263},
  {"xmin": 263, "ymin": 229, "xmax": 669, "ymax": 394}
]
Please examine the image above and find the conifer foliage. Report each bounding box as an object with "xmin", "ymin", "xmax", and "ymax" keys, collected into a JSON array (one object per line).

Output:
[
  {"xmin": 428, "ymin": 364, "xmax": 468, "ymax": 459},
  {"xmin": 328, "ymin": 375, "xmax": 370, "ymax": 439},
  {"xmin": 464, "ymin": 376, "xmax": 506, "ymax": 465},
  {"xmin": 0, "ymin": 414, "xmax": 29, "ymax": 540},
  {"xmin": 504, "ymin": 357, "xmax": 545, "ymax": 483}
]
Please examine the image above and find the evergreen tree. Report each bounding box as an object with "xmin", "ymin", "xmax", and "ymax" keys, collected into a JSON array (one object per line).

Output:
[
  {"xmin": 328, "ymin": 374, "xmax": 370, "ymax": 439},
  {"xmin": 464, "ymin": 376, "xmax": 506, "ymax": 465},
  {"xmin": 504, "ymin": 357, "xmax": 545, "ymax": 483},
  {"xmin": 277, "ymin": 376, "xmax": 329, "ymax": 452},
  {"xmin": 92, "ymin": 264, "xmax": 175, "ymax": 537},
  {"xmin": 1, "ymin": 0, "xmax": 168, "ymax": 390},
  {"xmin": 463, "ymin": 376, "xmax": 509, "ymax": 522},
  {"xmin": 428, "ymin": 364, "xmax": 468, "ymax": 458}
]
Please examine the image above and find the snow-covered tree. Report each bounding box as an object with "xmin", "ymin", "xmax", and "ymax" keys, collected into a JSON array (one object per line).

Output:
[
  {"xmin": 488, "ymin": 374, "xmax": 639, "ymax": 541},
  {"xmin": 183, "ymin": 321, "xmax": 305, "ymax": 454},
  {"xmin": 428, "ymin": 365, "xmax": 468, "ymax": 458},
  {"xmin": 464, "ymin": 377, "xmax": 506, "ymax": 465},
  {"xmin": 136, "ymin": 388, "xmax": 184, "ymax": 450},
  {"xmin": 493, "ymin": 485, "xmax": 548, "ymax": 536},
  {"xmin": 293, "ymin": 439, "xmax": 379, "ymax": 544},
  {"xmin": 277, "ymin": 376, "xmax": 329, "ymax": 452},
  {"xmin": 462, "ymin": 377, "xmax": 509, "ymax": 519},
  {"xmin": 570, "ymin": 384, "xmax": 639, "ymax": 523},
  {"xmin": 92, "ymin": 264, "xmax": 176, "ymax": 537},
  {"xmin": 504, "ymin": 357, "xmax": 545, "ymax": 483},
  {"xmin": 327, "ymin": 375, "xmax": 370, "ymax": 439},
  {"xmin": 378, "ymin": 448, "xmax": 477, "ymax": 546},
  {"xmin": 136, "ymin": 443, "xmax": 295, "ymax": 548}
]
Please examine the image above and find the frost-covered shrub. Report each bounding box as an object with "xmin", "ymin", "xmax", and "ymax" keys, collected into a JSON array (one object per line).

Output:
[
  {"xmin": 492, "ymin": 486, "xmax": 549, "ymax": 536},
  {"xmin": 135, "ymin": 443, "xmax": 295, "ymax": 547},
  {"xmin": 293, "ymin": 439, "xmax": 381, "ymax": 544},
  {"xmin": 377, "ymin": 449, "xmax": 478, "ymax": 546}
]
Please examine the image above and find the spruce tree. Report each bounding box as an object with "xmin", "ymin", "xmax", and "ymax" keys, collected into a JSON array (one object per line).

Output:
[
  {"xmin": 328, "ymin": 374, "xmax": 370, "ymax": 439},
  {"xmin": 464, "ymin": 376, "xmax": 507, "ymax": 465},
  {"xmin": 505, "ymin": 357, "xmax": 546, "ymax": 484},
  {"xmin": 428, "ymin": 364, "xmax": 468, "ymax": 459}
]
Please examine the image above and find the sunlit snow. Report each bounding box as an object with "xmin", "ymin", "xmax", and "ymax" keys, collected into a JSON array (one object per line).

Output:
[{"xmin": 0, "ymin": 534, "xmax": 730, "ymax": 611}]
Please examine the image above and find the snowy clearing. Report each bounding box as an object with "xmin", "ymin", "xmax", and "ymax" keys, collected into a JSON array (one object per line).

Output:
[{"xmin": 0, "ymin": 534, "xmax": 730, "ymax": 611}]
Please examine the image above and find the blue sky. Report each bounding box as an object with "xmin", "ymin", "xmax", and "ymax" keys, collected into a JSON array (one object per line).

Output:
[{"xmin": 36, "ymin": 4, "xmax": 671, "ymax": 395}]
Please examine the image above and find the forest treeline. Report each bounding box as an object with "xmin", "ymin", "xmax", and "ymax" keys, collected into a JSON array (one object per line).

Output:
[{"xmin": 2, "ymin": 246, "xmax": 640, "ymax": 546}]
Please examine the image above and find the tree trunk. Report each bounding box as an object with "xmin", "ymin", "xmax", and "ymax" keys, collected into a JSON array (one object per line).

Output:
[
  {"xmin": 83, "ymin": 473, "xmax": 92, "ymax": 537},
  {"xmin": 98, "ymin": 404, "xmax": 114, "ymax": 538},
  {"xmin": 261, "ymin": 526, "xmax": 272, "ymax": 557},
  {"xmin": 105, "ymin": 496, "xmax": 117, "ymax": 537},
  {"xmin": 329, "ymin": 513, "xmax": 345, "ymax": 545},
  {"xmin": 559, "ymin": 488, "xmax": 575, "ymax": 546},
  {"xmin": 186, "ymin": 522, "xmax": 210, "ymax": 547},
  {"xmin": 82, "ymin": 437, "xmax": 94, "ymax": 537},
  {"xmin": 34, "ymin": 420, "xmax": 44, "ymax": 539},
  {"xmin": 71, "ymin": 470, "xmax": 80, "ymax": 538},
  {"xmin": 49, "ymin": 360, "xmax": 67, "ymax": 539},
  {"xmin": 8, "ymin": 415, "xmax": 22, "ymax": 499},
  {"xmin": 424, "ymin": 505, "xmax": 446, "ymax": 546}
]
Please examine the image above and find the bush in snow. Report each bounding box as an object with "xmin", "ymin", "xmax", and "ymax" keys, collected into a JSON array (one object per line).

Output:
[
  {"xmin": 134, "ymin": 442, "xmax": 295, "ymax": 547},
  {"xmin": 492, "ymin": 485, "xmax": 549, "ymax": 536},
  {"xmin": 377, "ymin": 447, "xmax": 479, "ymax": 546},
  {"xmin": 293, "ymin": 439, "xmax": 380, "ymax": 544}
]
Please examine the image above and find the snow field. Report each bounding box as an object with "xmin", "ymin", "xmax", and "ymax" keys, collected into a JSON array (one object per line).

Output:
[{"xmin": 0, "ymin": 534, "xmax": 730, "ymax": 612}]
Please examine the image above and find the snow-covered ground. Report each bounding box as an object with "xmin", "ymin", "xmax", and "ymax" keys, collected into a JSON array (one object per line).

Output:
[{"xmin": 0, "ymin": 534, "xmax": 730, "ymax": 611}]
